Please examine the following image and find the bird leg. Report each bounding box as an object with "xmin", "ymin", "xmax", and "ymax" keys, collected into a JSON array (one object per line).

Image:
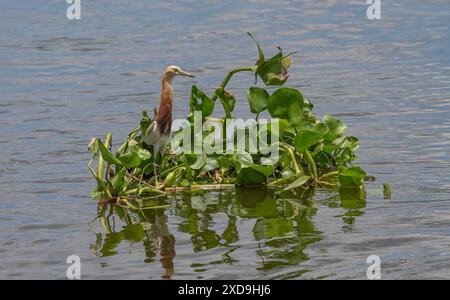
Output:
[
  {"xmin": 153, "ymin": 163, "xmax": 160, "ymax": 186},
  {"xmin": 153, "ymin": 163, "xmax": 165, "ymax": 190}
]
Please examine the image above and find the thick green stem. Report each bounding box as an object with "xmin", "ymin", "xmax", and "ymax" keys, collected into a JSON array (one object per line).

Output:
[
  {"xmin": 211, "ymin": 67, "xmax": 254, "ymax": 101},
  {"xmin": 280, "ymin": 144, "xmax": 301, "ymax": 176},
  {"xmin": 304, "ymin": 149, "xmax": 317, "ymax": 180},
  {"xmin": 287, "ymin": 148, "xmax": 301, "ymax": 175},
  {"xmin": 98, "ymin": 132, "xmax": 112, "ymax": 180},
  {"xmin": 317, "ymin": 181, "xmax": 338, "ymax": 188},
  {"xmin": 267, "ymin": 177, "xmax": 290, "ymax": 186},
  {"xmin": 318, "ymin": 171, "xmax": 338, "ymax": 182},
  {"xmin": 205, "ymin": 117, "xmax": 225, "ymax": 123}
]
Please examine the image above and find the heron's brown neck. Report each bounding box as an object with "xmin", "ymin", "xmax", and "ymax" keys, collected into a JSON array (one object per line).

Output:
[
  {"xmin": 155, "ymin": 72, "xmax": 174, "ymax": 134},
  {"xmin": 160, "ymin": 72, "xmax": 174, "ymax": 105}
]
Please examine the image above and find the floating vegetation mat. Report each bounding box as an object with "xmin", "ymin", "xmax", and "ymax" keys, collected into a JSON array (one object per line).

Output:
[{"xmin": 88, "ymin": 34, "xmax": 371, "ymax": 209}]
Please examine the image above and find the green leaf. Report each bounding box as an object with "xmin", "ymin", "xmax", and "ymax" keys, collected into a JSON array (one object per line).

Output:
[
  {"xmin": 258, "ymin": 118, "xmax": 289, "ymax": 143},
  {"xmin": 235, "ymin": 163, "xmax": 274, "ymax": 186},
  {"xmin": 135, "ymin": 148, "xmax": 152, "ymax": 161},
  {"xmin": 279, "ymin": 152, "xmax": 292, "ymax": 169},
  {"xmin": 260, "ymin": 53, "xmax": 295, "ymax": 86},
  {"xmin": 136, "ymin": 148, "xmax": 152, "ymax": 170},
  {"xmin": 249, "ymin": 164, "xmax": 275, "ymax": 177},
  {"xmin": 202, "ymin": 157, "xmax": 218, "ymax": 172},
  {"xmin": 246, "ymin": 87, "xmax": 269, "ymax": 114},
  {"xmin": 235, "ymin": 167, "xmax": 267, "ymax": 186},
  {"xmin": 109, "ymin": 168, "xmax": 127, "ymax": 195},
  {"xmin": 217, "ymin": 156, "xmax": 233, "ymax": 174},
  {"xmin": 281, "ymin": 168, "xmax": 295, "ymax": 179},
  {"xmin": 323, "ymin": 115, "xmax": 347, "ymax": 142},
  {"xmin": 181, "ymin": 153, "xmax": 198, "ymax": 165},
  {"xmin": 284, "ymin": 175, "xmax": 311, "ymax": 191},
  {"xmin": 88, "ymin": 160, "xmax": 104, "ymax": 188},
  {"xmin": 257, "ymin": 53, "xmax": 292, "ymax": 86},
  {"xmin": 215, "ymin": 87, "xmax": 236, "ymax": 118},
  {"xmin": 247, "ymin": 32, "xmax": 265, "ymax": 65},
  {"xmin": 140, "ymin": 111, "xmax": 152, "ymax": 134},
  {"xmin": 164, "ymin": 169, "xmax": 179, "ymax": 186},
  {"xmin": 294, "ymin": 123, "xmax": 329, "ymax": 153},
  {"xmin": 233, "ymin": 152, "xmax": 254, "ymax": 169},
  {"xmin": 118, "ymin": 152, "xmax": 141, "ymax": 168},
  {"xmin": 190, "ymin": 85, "xmax": 215, "ymax": 118},
  {"xmin": 336, "ymin": 147, "xmax": 357, "ymax": 164},
  {"xmin": 98, "ymin": 139, "xmax": 122, "ymax": 166},
  {"xmin": 267, "ymin": 88, "xmax": 304, "ymax": 124},
  {"xmin": 338, "ymin": 136, "xmax": 359, "ymax": 151},
  {"xmin": 190, "ymin": 154, "xmax": 207, "ymax": 170},
  {"xmin": 247, "ymin": 33, "xmax": 295, "ymax": 86},
  {"xmin": 178, "ymin": 179, "xmax": 191, "ymax": 187},
  {"xmin": 339, "ymin": 166, "xmax": 366, "ymax": 188}
]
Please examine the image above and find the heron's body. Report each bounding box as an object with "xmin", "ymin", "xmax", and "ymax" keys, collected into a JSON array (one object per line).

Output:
[
  {"xmin": 144, "ymin": 72, "xmax": 174, "ymax": 156},
  {"xmin": 145, "ymin": 120, "xmax": 170, "ymax": 157},
  {"xmin": 144, "ymin": 66, "xmax": 194, "ymax": 158}
]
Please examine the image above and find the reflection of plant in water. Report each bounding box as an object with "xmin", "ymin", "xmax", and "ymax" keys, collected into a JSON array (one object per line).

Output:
[
  {"xmin": 320, "ymin": 187, "xmax": 367, "ymax": 232},
  {"xmin": 250, "ymin": 188, "xmax": 323, "ymax": 273},
  {"xmin": 173, "ymin": 187, "xmax": 325, "ymax": 273},
  {"xmin": 339, "ymin": 188, "xmax": 367, "ymax": 232},
  {"xmin": 176, "ymin": 191, "xmax": 237, "ymax": 252},
  {"xmin": 89, "ymin": 204, "xmax": 176, "ymax": 279},
  {"xmin": 90, "ymin": 185, "xmax": 367, "ymax": 277}
]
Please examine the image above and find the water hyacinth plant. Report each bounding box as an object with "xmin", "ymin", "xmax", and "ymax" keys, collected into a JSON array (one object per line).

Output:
[{"xmin": 88, "ymin": 33, "xmax": 368, "ymax": 207}]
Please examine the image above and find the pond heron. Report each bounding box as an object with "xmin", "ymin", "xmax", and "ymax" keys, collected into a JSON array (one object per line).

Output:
[{"xmin": 144, "ymin": 65, "xmax": 194, "ymax": 185}]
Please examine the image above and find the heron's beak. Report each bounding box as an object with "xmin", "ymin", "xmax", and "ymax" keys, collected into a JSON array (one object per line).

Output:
[{"xmin": 178, "ymin": 70, "xmax": 195, "ymax": 78}]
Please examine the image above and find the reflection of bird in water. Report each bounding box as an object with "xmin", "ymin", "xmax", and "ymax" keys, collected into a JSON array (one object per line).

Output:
[
  {"xmin": 144, "ymin": 212, "xmax": 176, "ymax": 279},
  {"xmin": 143, "ymin": 66, "xmax": 194, "ymax": 186},
  {"xmin": 159, "ymin": 234, "xmax": 176, "ymax": 279}
]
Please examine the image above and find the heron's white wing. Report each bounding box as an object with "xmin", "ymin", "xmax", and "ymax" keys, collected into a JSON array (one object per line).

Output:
[
  {"xmin": 144, "ymin": 121, "xmax": 157, "ymax": 144},
  {"xmin": 143, "ymin": 121, "xmax": 170, "ymax": 156},
  {"xmin": 158, "ymin": 132, "xmax": 170, "ymax": 156}
]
